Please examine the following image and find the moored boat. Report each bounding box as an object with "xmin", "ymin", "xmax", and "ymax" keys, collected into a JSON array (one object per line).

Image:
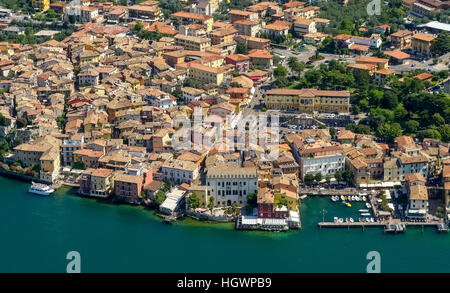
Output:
[
  {"xmin": 366, "ymin": 203, "xmax": 372, "ymax": 208},
  {"xmin": 28, "ymin": 182, "xmax": 55, "ymax": 195}
]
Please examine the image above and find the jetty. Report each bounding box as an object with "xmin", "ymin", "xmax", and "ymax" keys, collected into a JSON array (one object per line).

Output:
[{"xmin": 318, "ymin": 220, "xmax": 445, "ymax": 233}]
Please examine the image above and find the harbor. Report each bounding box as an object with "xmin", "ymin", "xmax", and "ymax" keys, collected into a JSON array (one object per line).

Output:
[{"xmin": 3, "ymin": 177, "xmax": 450, "ymax": 272}]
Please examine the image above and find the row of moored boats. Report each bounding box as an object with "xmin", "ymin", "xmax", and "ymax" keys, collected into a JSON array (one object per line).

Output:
[{"xmin": 333, "ymin": 217, "xmax": 376, "ymax": 223}]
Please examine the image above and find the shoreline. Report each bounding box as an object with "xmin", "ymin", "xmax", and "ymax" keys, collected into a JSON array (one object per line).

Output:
[{"xmin": 3, "ymin": 173, "xmax": 447, "ymax": 234}]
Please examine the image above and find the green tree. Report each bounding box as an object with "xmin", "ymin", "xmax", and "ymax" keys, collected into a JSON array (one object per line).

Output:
[
  {"xmin": 404, "ymin": 120, "xmax": 420, "ymax": 134},
  {"xmin": 343, "ymin": 170, "xmax": 354, "ymax": 184},
  {"xmin": 334, "ymin": 170, "xmax": 343, "ymax": 182},
  {"xmin": 417, "ymin": 129, "xmax": 442, "ymax": 141},
  {"xmin": 208, "ymin": 196, "xmax": 215, "ymax": 212},
  {"xmin": 236, "ymin": 42, "xmax": 248, "ymax": 55},
  {"xmin": 304, "ymin": 173, "xmax": 315, "ymax": 185},
  {"xmin": 273, "ymin": 65, "xmax": 288, "ymax": 79},
  {"xmin": 376, "ymin": 123, "xmax": 402, "ymax": 143},
  {"xmin": 73, "ymin": 161, "xmax": 85, "ymax": 170},
  {"xmin": 315, "ymin": 172, "xmax": 323, "ymax": 183},
  {"xmin": 153, "ymin": 190, "xmax": 166, "ymax": 207},
  {"xmin": 188, "ymin": 192, "xmax": 200, "ymax": 210}
]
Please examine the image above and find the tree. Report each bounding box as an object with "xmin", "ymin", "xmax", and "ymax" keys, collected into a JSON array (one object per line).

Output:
[
  {"xmin": 73, "ymin": 161, "xmax": 85, "ymax": 170},
  {"xmin": 417, "ymin": 129, "xmax": 442, "ymax": 141},
  {"xmin": 334, "ymin": 170, "xmax": 343, "ymax": 182},
  {"xmin": 0, "ymin": 113, "xmax": 7, "ymax": 126},
  {"xmin": 208, "ymin": 196, "xmax": 215, "ymax": 212},
  {"xmin": 273, "ymin": 65, "xmax": 288, "ymax": 79},
  {"xmin": 439, "ymin": 124, "xmax": 450, "ymax": 142},
  {"xmin": 434, "ymin": 32, "xmax": 450, "ymax": 55},
  {"xmin": 404, "ymin": 120, "xmax": 420, "ymax": 134},
  {"xmin": 315, "ymin": 172, "xmax": 323, "ymax": 183},
  {"xmin": 153, "ymin": 190, "xmax": 166, "ymax": 207},
  {"xmin": 304, "ymin": 174, "xmax": 315, "ymax": 185},
  {"xmin": 236, "ymin": 42, "xmax": 248, "ymax": 55},
  {"xmin": 376, "ymin": 123, "xmax": 402, "ymax": 143},
  {"xmin": 189, "ymin": 192, "xmax": 200, "ymax": 210},
  {"xmin": 343, "ymin": 170, "xmax": 354, "ymax": 184}
]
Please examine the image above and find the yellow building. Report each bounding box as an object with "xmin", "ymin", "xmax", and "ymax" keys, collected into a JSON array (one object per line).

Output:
[
  {"xmin": 32, "ymin": 0, "xmax": 50, "ymax": 11},
  {"xmin": 265, "ymin": 89, "xmax": 350, "ymax": 113},
  {"xmin": 82, "ymin": 168, "xmax": 114, "ymax": 198},
  {"xmin": 79, "ymin": 50, "xmax": 100, "ymax": 66},
  {"xmin": 412, "ymin": 33, "xmax": 436, "ymax": 59},
  {"xmin": 274, "ymin": 188, "xmax": 298, "ymax": 212},
  {"xmin": 13, "ymin": 135, "xmax": 61, "ymax": 183},
  {"xmin": 171, "ymin": 11, "xmax": 214, "ymax": 32},
  {"xmin": 181, "ymin": 62, "xmax": 226, "ymax": 86},
  {"xmin": 174, "ymin": 34, "xmax": 211, "ymax": 51}
]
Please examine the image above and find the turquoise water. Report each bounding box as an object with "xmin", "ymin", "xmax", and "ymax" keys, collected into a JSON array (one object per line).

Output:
[{"xmin": 0, "ymin": 176, "xmax": 449, "ymax": 273}]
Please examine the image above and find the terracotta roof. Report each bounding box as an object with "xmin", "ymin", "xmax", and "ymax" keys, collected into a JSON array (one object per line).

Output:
[
  {"xmin": 375, "ymin": 68, "xmax": 395, "ymax": 75},
  {"xmin": 91, "ymin": 168, "xmax": 113, "ymax": 178},
  {"xmin": 413, "ymin": 72, "xmax": 433, "ymax": 80},
  {"xmin": 355, "ymin": 56, "xmax": 389, "ymax": 63},
  {"xmin": 247, "ymin": 49, "xmax": 272, "ymax": 59},
  {"xmin": 390, "ymin": 29, "xmax": 412, "ymax": 38},
  {"xmin": 404, "ymin": 173, "xmax": 426, "ymax": 182},
  {"xmin": 171, "ymin": 11, "xmax": 212, "ymax": 21},
  {"xmin": 409, "ymin": 184, "xmax": 428, "ymax": 201},
  {"xmin": 229, "ymin": 10, "xmax": 253, "ymax": 16},
  {"xmin": 226, "ymin": 54, "xmax": 250, "ymax": 62},
  {"xmin": 383, "ymin": 50, "xmax": 410, "ymax": 60},
  {"xmin": 412, "ymin": 33, "xmax": 436, "ymax": 42}
]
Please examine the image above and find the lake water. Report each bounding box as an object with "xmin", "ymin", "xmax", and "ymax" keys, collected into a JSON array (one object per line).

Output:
[{"xmin": 1, "ymin": 177, "xmax": 449, "ymax": 273}]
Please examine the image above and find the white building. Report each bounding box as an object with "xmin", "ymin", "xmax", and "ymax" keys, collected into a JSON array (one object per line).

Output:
[
  {"xmin": 350, "ymin": 34, "xmax": 382, "ymax": 49},
  {"xmin": 206, "ymin": 166, "xmax": 258, "ymax": 207},
  {"xmin": 181, "ymin": 87, "xmax": 205, "ymax": 102},
  {"xmin": 293, "ymin": 138, "xmax": 345, "ymax": 179},
  {"xmin": 293, "ymin": 18, "xmax": 316, "ymax": 37},
  {"xmin": 159, "ymin": 188, "xmax": 187, "ymax": 216},
  {"xmin": 161, "ymin": 159, "xmax": 199, "ymax": 184},
  {"xmin": 78, "ymin": 69, "xmax": 99, "ymax": 87}
]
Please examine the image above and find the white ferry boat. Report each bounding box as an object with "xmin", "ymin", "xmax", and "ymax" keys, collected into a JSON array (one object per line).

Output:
[{"xmin": 28, "ymin": 182, "xmax": 55, "ymax": 195}]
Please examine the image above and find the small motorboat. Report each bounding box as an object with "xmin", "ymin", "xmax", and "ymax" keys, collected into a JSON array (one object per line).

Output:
[
  {"xmin": 362, "ymin": 196, "xmax": 367, "ymax": 201},
  {"xmin": 334, "ymin": 217, "xmax": 339, "ymax": 223},
  {"xmin": 356, "ymin": 196, "xmax": 361, "ymax": 201},
  {"xmin": 349, "ymin": 218, "xmax": 354, "ymax": 223},
  {"xmin": 300, "ymin": 195, "xmax": 308, "ymax": 200},
  {"xmin": 359, "ymin": 209, "xmax": 369, "ymax": 213},
  {"xmin": 345, "ymin": 218, "xmax": 349, "ymax": 223},
  {"xmin": 366, "ymin": 203, "xmax": 372, "ymax": 208},
  {"xmin": 370, "ymin": 218, "xmax": 375, "ymax": 223},
  {"xmin": 338, "ymin": 218, "xmax": 344, "ymax": 223},
  {"xmin": 346, "ymin": 203, "xmax": 351, "ymax": 207},
  {"xmin": 348, "ymin": 196, "xmax": 352, "ymax": 202},
  {"xmin": 340, "ymin": 195, "xmax": 345, "ymax": 201},
  {"xmin": 361, "ymin": 213, "xmax": 371, "ymax": 216},
  {"xmin": 331, "ymin": 196, "xmax": 338, "ymax": 202}
]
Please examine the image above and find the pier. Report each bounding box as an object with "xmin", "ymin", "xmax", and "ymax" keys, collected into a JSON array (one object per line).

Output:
[{"xmin": 318, "ymin": 220, "xmax": 445, "ymax": 233}]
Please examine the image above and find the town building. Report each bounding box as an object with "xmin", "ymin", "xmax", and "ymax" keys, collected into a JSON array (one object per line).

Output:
[
  {"xmin": 206, "ymin": 166, "xmax": 258, "ymax": 207},
  {"xmin": 265, "ymin": 89, "xmax": 350, "ymax": 113}
]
